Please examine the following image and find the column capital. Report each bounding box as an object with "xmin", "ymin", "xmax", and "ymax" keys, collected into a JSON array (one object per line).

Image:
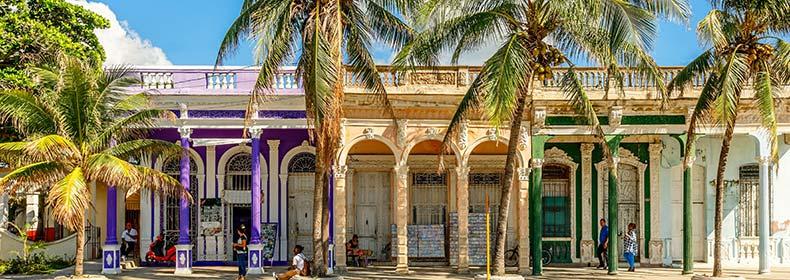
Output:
[
  {"xmin": 249, "ymin": 127, "xmax": 263, "ymax": 138},
  {"xmin": 518, "ymin": 167, "xmax": 530, "ymax": 182},
  {"xmin": 757, "ymin": 156, "xmax": 772, "ymax": 166},
  {"xmin": 178, "ymin": 127, "xmax": 192, "ymax": 138},
  {"xmin": 649, "ymin": 143, "xmax": 663, "ymax": 154},
  {"xmin": 530, "ymin": 158, "xmax": 544, "ymax": 169},
  {"xmin": 610, "ymin": 156, "xmax": 620, "ymax": 168},
  {"xmin": 267, "ymin": 139, "xmax": 280, "ymax": 149},
  {"xmin": 581, "ymin": 143, "xmax": 595, "ymax": 156},
  {"xmin": 684, "ymin": 155, "xmax": 697, "ymax": 168},
  {"xmin": 333, "ymin": 165, "xmax": 348, "ymax": 179},
  {"xmin": 393, "ymin": 165, "xmax": 409, "ymax": 180},
  {"xmin": 454, "ymin": 165, "xmax": 470, "ymax": 180}
]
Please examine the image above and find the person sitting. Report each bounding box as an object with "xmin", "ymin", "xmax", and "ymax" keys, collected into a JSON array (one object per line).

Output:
[
  {"xmin": 121, "ymin": 222, "xmax": 138, "ymax": 260},
  {"xmin": 274, "ymin": 245, "xmax": 309, "ymax": 280},
  {"xmin": 346, "ymin": 234, "xmax": 371, "ymax": 267}
]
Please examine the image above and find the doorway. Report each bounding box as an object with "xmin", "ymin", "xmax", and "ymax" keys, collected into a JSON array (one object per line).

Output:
[{"xmin": 230, "ymin": 206, "xmax": 251, "ymax": 261}]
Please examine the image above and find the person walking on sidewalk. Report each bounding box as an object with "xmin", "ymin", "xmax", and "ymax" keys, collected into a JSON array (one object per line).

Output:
[
  {"xmin": 623, "ymin": 223, "xmax": 638, "ymax": 272},
  {"xmin": 233, "ymin": 224, "xmax": 248, "ymax": 280},
  {"xmin": 597, "ymin": 219, "xmax": 609, "ymax": 269}
]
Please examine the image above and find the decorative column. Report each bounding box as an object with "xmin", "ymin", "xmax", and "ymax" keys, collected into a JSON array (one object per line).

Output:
[
  {"xmin": 606, "ymin": 136, "xmax": 623, "ymax": 275},
  {"xmin": 333, "ymin": 165, "xmax": 348, "ymax": 274},
  {"xmin": 394, "ymin": 164, "xmax": 409, "ymax": 274},
  {"xmin": 758, "ymin": 155, "xmax": 772, "ymax": 274},
  {"xmin": 683, "ymin": 137, "xmax": 696, "ymax": 274},
  {"xmin": 517, "ymin": 167, "xmax": 531, "ymax": 274},
  {"xmin": 455, "ymin": 165, "xmax": 470, "ymax": 273},
  {"xmin": 649, "ymin": 143, "xmax": 664, "ymax": 265},
  {"xmin": 175, "ymin": 127, "xmax": 193, "ymax": 275},
  {"xmin": 529, "ymin": 135, "xmax": 550, "ymax": 276},
  {"xmin": 102, "ymin": 138, "xmax": 121, "ymax": 274},
  {"xmin": 580, "ymin": 143, "xmax": 595, "ymax": 264},
  {"xmin": 247, "ymin": 127, "xmax": 265, "ymax": 274}
]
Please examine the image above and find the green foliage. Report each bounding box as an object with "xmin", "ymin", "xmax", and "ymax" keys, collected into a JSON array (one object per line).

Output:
[
  {"xmin": 0, "ymin": 253, "xmax": 74, "ymax": 275},
  {"xmin": 0, "ymin": 0, "xmax": 109, "ymax": 89}
]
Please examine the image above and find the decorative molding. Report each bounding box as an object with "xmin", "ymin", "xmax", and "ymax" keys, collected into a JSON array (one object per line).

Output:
[
  {"xmin": 425, "ymin": 127, "xmax": 438, "ymax": 138},
  {"xmin": 333, "ymin": 165, "xmax": 348, "ymax": 179},
  {"xmin": 530, "ymin": 158, "xmax": 544, "ymax": 169},
  {"xmin": 339, "ymin": 118, "xmax": 347, "ymax": 148},
  {"xmin": 581, "ymin": 143, "xmax": 595, "ymax": 158},
  {"xmin": 544, "ymin": 147, "xmax": 576, "ymax": 166},
  {"xmin": 543, "ymin": 146, "xmax": 579, "ymax": 262},
  {"xmin": 517, "ymin": 167, "xmax": 530, "ymax": 182},
  {"xmin": 267, "ymin": 139, "xmax": 281, "ymax": 149},
  {"xmin": 757, "ymin": 156, "xmax": 772, "ymax": 166},
  {"xmin": 533, "ymin": 107, "xmax": 546, "ymax": 129},
  {"xmin": 178, "ymin": 127, "xmax": 192, "ymax": 138},
  {"xmin": 179, "ymin": 103, "xmax": 188, "ymax": 119},
  {"xmin": 397, "ymin": 120, "xmax": 408, "ymax": 148},
  {"xmin": 458, "ymin": 121, "xmax": 469, "ymax": 150},
  {"xmin": 486, "ymin": 127, "xmax": 497, "ymax": 141},
  {"xmin": 363, "ymin": 128, "xmax": 375, "ymax": 140},
  {"xmin": 609, "ymin": 106, "xmax": 623, "ymax": 127},
  {"xmin": 518, "ymin": 125, "xmax": 529, "ymax": 151},
  {"xmin": 249, "ymin": 127, "xmax": 263, "ymax": 138}
]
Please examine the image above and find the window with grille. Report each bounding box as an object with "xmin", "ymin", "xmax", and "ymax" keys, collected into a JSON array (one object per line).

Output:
[
  {"xmin": 469, "ymin": 173, "xmax": 502, "ymax": 212},
  {"xmin": 542, "ymin": 164, "xmax": 571, "ymax": 237},
  {"xmin": 288, "ymin": 153, "xmax": 316, "ymax": 173},
  {"xmin": 226, "ymin": 153, "xmax": 252, "ymax": 191},
  {"xmin": 737, "ymin": 164, "xmax": 759, "ymax": 237},
  {"xmin": 410, "ymin": 172, "xmax": 447, "ymax": 225},
  {"xmin": 162, "ymin": 156, "xmax": 199, "ymax": 240}
]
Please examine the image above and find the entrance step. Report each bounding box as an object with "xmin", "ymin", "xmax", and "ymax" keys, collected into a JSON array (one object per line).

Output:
[{"xmin": 121, "ymin": 260, "xmax": 138, "ymax": 269}]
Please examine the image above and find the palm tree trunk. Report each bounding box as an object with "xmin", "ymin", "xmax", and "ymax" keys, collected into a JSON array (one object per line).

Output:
[
  {"xmin": 713, "ymin": 119, "xmax": 736, "ymax": 277},
  {"xmin": 312, "ymin": 163, "xmax": 327, "ymax": 276},
  {"xmin": 74, "ymin": 219, "xmax": 85, "ymax": 276},
  {"xmin": 493, "ymin": 93, "xmax": 527, "ymax": 275}
]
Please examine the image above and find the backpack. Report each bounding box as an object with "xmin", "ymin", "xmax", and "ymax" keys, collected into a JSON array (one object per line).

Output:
[{"xmin": 301, "ymin": 260, "xmax": 311, "ymax": 276}]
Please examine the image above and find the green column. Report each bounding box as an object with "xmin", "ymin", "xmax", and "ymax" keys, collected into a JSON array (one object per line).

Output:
[
  {"xmin": 529, "ymin": 135, "xmax": 550, "ymax": 276},
  {"xmin": 677, "ymin": 135, "xmax": 697, "ymax": 274},
  {"xmin": 606, "ymin": 136, "xmax": 623, "ymax": 275}
]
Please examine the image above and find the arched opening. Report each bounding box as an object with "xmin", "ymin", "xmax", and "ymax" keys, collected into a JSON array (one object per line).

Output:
[
  {"xmin": 287, "ymin": 152, "xmax": 316, "ymax": 258},
  {"xmin": 542, "ymin": 164, "xmax": 572, "ymax": 263},
  {"xmin": 602, "ymin": 163, "xmax": 641, "ymax": 262},
  {"xmin": 225, "ymin": 152, "xmax": 253, "ymax": 261},
  {"xmin": 345, "ymin": 139, "xmax": 395, "ymax": 262},
  {"xmin": 406, "ymin": 139, "xmax": 455, "ymax": 260},
  {"xmin": 161, "ymin": 156, "xmax": 199, "ymax": 254}
]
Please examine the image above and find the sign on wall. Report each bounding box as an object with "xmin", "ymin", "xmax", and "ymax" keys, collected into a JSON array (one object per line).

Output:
[
  {"xmin": 261, "ymin": 223, "xmax": 279, "ymax": 260},
  {"xmin": 200, "ymin": 198, "xmax": 223, "ymax": 236}
]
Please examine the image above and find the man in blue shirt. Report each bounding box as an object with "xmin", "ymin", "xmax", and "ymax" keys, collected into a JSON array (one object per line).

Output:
[{"xmin": 597, "ymin": 219, "xmax": 609, "ymax": 269}]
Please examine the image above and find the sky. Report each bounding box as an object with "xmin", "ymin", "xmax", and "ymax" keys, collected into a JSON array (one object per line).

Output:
[{"xmin": 70, "ymin": 0, "xmax": 713, "ymax": 67}]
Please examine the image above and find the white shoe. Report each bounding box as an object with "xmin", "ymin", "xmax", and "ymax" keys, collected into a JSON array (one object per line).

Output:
[{"xmin": 272, "ymin": 272, "xmax": 277, "ymax": 278}]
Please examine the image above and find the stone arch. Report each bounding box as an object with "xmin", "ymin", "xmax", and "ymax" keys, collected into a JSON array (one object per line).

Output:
[
  {"xmin": 280, "ymin": 141, "xmax": 317, "ymax": 175},
  {"xmin": 595, "ymin": 147, "xmax": 647, "ymax": 263},
  {"xmin": 543, "ymin": 146, "xmax": 579, "ymax": 262},
  {"xmin": 154, "ymin": 147, "xmax": 205, "ymax": 175},
  {"xmin": 462, "ymin": 135, "xmax": 526, "ymax": 168},
  {"xmin": 217, "ymin": 144, "xmax": 268, "ymax": 181},
  {"xmin": 338, "ymin": 134, "xmax": 401, "ymax": 166},
  {"xmin": 400, "ymin": 134, "xmax": 462, "ymax": 166}
]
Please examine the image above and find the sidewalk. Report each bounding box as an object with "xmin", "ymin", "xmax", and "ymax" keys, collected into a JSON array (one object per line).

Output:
[{"xmin": 7, "ymin": 262, "xmax": 790, "ymax": 280}]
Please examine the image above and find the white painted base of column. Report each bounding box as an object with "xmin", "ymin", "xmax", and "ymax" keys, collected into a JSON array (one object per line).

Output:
[
  {"xmin": 581, "ymin": 240, "xmax": 594, "ymax": 264},
  {"xmin": 101, "ymin": 244, "xmax": 121, "ymax": 275},
  {"xmin": 247, "ymin": 244, "xmax": 265, "ymax": 275},
  {"xmin": 650, "ymin": 240, "xmax": 664, "ymax": 265},
  {"xmin": 174, "ymin": 244, "xmax": 193, "ymax": 275},
  {"xmin": 327, "ymin": 244, "xmax": 335, "ymax": 275}
]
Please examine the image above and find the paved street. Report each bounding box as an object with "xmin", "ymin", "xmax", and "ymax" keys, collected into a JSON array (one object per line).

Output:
[{"xmin": 5, "ymin": 262, "xmax": 790, "ymax": 280}]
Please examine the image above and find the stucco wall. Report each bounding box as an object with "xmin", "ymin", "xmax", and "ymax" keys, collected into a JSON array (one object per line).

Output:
[{"xmin": 0, "ymin": 230, "xmax": 76, "ymax": 260}]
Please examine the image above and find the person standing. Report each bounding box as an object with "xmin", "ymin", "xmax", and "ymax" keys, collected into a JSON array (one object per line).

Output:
[
  {"xmin": 233, "ymin": 224, "xmax": 248, "ymax": 280},
  {"xmin": 623, "ymin": 223, "xmax": 638, "ymax": 272},
  {"xmin": 597, "ymin": 219, "xmax": 609, "ymax": 269},
  {"xmin": 121, "ymin": 222, "xmax": 138, "ymax": 260}
]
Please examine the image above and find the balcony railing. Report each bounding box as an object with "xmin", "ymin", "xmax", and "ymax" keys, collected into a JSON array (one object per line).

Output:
[{"xmin": 134, "ymin": 65, "xmax": 716, "ymax": 94}]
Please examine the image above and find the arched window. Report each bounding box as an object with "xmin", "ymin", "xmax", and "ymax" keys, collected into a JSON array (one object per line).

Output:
[
  {"xmin": 288, "ymin": 153, "xmax": 316, "ymax": 173},
  {"xmin": 226, "ymin": 153, "xmax": 253, "ymax": 191},
  {"xmin": 162, "ymin": 156, "xmax": 199, "ymax": 240}
]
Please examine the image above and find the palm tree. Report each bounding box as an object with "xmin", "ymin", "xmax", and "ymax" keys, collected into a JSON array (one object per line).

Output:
[
  {"xmin": 216, "ymin": 0, "xmax": 415, "ymax": 275},
  {"xmin": 0, "ymin": 56, "xmax": 188, "ymax": 276},
  {"xmin": 668, "ymin": 0, "xmax": 790, "ymax": 276},
  {"xmin": 395, "ymin": 0, "xmax": 689, "ymax": 275}
]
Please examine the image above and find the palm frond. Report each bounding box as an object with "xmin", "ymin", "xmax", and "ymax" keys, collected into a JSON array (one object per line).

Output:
[
  {"xmin": 711, "ymin": 49, "xmax": 748, "ymax": 127},
  {"xmin": 0, "ymin": 90, "xmax": 57, "ymax": 136},
  {"xmin": 772, "ymin": 39, "xmax": 790, "ymax": 84},
  {"xmin": 697, "ymin": 9, "xmax": 729, "ymax": 49},
  {"xmin": 681, "ymin": 73, "xmax": 720, "ymax": 168},
  {"xmin": 561, "ymin": 66, "xmax": 610, "ymax": 157},
  {"xmin": 480, "ymin": 33, "xmax": 531, "ymax": 127},
  {"xmin": 128, "ymin": 165, "xmax": 190, "ymax": 202},
  {"xmin": 667, "ymin": 50, "xmax": 714, "ymax": 95},
  {"xmin": 84, "ymin": 153, "xmax": 142, "ymax": 192},
  {"xmin": 0, "ymin": 161, "xmax": 65, "ymax": 194},
  {"xmin": 0, "ymin": 135, "xmax": 79, "ymax": 164},
  {"xmin": 215, "ymin": 0, "xmax": 269, "ymax": 66},
  {"xmin": 47, "ymin": 167, "xmax": 90, "ymax": 231},
  {"xmin": 600, "ymin": 0, "xmax": 657, "ymax": 53},
  {"xmin": 753, "ymin": 64, "xmax": 779, "ymax": 162},
  {"xmin": 104, "ymin": 139, "xmax": 181, "ymax": 161}
]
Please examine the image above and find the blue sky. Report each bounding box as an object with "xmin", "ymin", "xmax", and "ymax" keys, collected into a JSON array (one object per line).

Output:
[{"xmin": 91, "ymin": 0, "xmax": 713, "ymax": 66}]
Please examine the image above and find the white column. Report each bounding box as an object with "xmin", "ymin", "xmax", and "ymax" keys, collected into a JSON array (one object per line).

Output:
[
  {"xmin": 752, "ymin": 132, "xmax": 772, "ymax": 274},
  {"xmin": 268, "ymin": 140, "xmax": 280, "ymax": 225},
  {"xmin": 333, "ymin": 165, "xmax": 348, "ymax": 273},
  {"xmin": 25, "ymin": 193, "xmax": 39, "ymax": 234},
  {"xmin": 649, "ymin": 143, "xmax": 664, "ymax": 264},
  {"xmin": 455, "ymin": 166, "xmax": 470, "ymax": 273},
  {"xmin": 517, "ymin": 167, "xmax": 531, "ymax": 274},
  {"xmin": 0, "ymin": 194, "xmax": 7, "ymax": 227},
  {"xmin": 394, "ymin": 164, "xmax": 409, "ymax": 274},
  {"xmin": 206, "ymin": 146, "xmax": 217, "ymax": 198},
  {"xmin": 580, "ymin": 143, "xmax": 595, "ymax": 264},
  {"xmin": 278, "ymin": 174, "xmax": 288, "ymax": 262}
]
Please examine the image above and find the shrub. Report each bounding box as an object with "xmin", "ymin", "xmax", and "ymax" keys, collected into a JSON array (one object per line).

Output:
[{"xmin": 0, "ymin": 253, "xmax": 74, "ymax": 275}]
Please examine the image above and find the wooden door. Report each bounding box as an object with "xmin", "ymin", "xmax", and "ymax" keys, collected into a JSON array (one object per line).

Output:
[
  {"xmin": 603, "ymin": 164, "xmax": 640, "ymax": 262},
  {"xmin": 288, "ymin": 174, "xmax": 314, "ymax": 258},
  {"xmin": 354, "ymin": 172, "xmax": 390, "ymax": 260},
  {"xmin": 671, "ymin": 164, "xmax": 706, "ymax": 261}
]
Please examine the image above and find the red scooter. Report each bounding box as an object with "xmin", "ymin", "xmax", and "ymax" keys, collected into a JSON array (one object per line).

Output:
[{"xmin": 145, "ymin": 234, "xmax": 176, "ymax": 263}]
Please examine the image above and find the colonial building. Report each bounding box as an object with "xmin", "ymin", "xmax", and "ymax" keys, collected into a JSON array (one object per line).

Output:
[{"xmin": 1, "ymin": 65, "xmax": 788, "ymax": 275}]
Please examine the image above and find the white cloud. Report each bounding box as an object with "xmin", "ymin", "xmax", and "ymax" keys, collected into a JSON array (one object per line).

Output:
[{"xmin": 67, "ymin": 0, "xmax": 171, "ymax": 66}]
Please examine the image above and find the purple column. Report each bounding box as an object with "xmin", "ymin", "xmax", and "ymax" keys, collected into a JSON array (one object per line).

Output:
[
  {"xmin": 106, "ymin": 138, "xmax": 118, "ymax": 245},
  {"xmin": 105, "ymin": 186, "xmax": 118, "ymax": 245},
  {"xmin": 178, "ymin": 130, "xmax": 191, "ymax": 245},
  {"xmin": 250, "ymin": 128, "xmax": 262, "ymax": 244}
]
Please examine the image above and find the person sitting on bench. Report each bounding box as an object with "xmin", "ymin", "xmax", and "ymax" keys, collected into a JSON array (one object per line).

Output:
[{"xmin": 346, "ymin": 235, "xmax": 371, "ymax": 266}]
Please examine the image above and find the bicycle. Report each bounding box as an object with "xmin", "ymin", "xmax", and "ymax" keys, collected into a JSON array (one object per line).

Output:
[{"xmin": 503, "ymin": 245, "xmax": 552, "ymax": 267}]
